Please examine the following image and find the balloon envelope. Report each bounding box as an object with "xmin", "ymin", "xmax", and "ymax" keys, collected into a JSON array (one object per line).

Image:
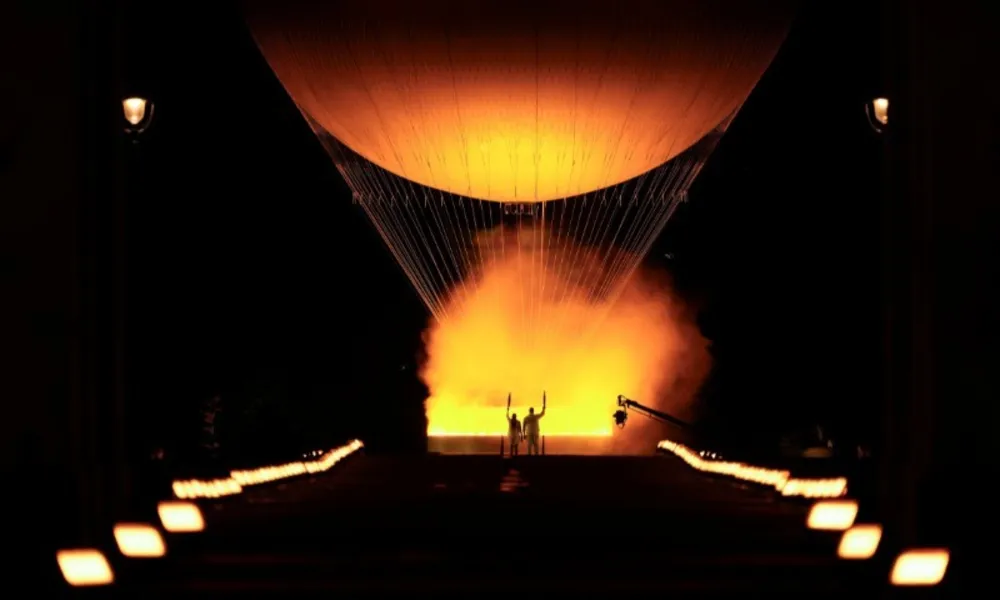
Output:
[{"xmin": 247, "ymin": 0, "xmax": 793, "ymax": 202}]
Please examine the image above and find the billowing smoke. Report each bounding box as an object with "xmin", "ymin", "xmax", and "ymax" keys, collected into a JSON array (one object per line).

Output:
[{"xmin": 419, "ymin": 225, "xmax": 710, "ymax": 452}]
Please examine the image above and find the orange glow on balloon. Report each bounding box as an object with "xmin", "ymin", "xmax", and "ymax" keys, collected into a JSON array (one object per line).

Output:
[{"xmin": 248, "ymin": 0, "xmax": 793, "ymax": 202}]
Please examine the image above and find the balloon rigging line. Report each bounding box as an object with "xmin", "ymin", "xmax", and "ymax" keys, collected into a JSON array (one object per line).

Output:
[{"xmin": 312, "ymin": 102, "xmax": 740, "ymax": 351}]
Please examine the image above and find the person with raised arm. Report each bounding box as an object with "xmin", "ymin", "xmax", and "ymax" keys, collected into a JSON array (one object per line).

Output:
[
  {"xmin": 505, "ymin": 393, "xmax": 522, "ymax": 457},
  {"xmin": 522, "ymin": 392, "xmax": 546, "ymax": 455}
]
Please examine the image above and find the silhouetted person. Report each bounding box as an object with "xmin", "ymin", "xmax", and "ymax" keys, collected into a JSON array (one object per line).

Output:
[
  {"xmin": 522, "ymin": 392, "xmax": 546, "ymax": 455},
  {"xmin": 506, "ymin": 393, "xmax": 521, "ymax": 457}
]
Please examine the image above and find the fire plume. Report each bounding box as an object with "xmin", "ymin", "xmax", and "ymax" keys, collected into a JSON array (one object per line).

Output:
[{"xmin": 420, "ymin": 227, "xmax": 710, "ymax": 448}]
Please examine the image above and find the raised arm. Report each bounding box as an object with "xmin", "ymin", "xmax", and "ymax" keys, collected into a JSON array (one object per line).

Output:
[
  {"xmin": 506, "ymin": 392, "xmax": 512, "ymax": 420},
  {"xmin": 539, "ymin": 391, "xmax": 546, "ymax": 418}
]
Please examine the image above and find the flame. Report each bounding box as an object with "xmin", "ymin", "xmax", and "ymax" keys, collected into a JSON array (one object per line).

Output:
[{"xmin": 421, "ymin": 226, "xmax": 709, "ymax": 449}]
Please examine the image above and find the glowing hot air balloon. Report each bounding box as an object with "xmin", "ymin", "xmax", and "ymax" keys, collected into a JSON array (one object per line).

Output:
[
  {"xmin": 246, "ymin": 0, "xmax": 793, "ymax": 437},
  {"xmin": 248, "ymin": 0, "xmax": 791, "ymax": 313}
]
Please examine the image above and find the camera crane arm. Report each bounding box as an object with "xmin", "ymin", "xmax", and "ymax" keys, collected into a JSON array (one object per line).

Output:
[{"xmin": 613, "ymin": 395, "xmax": 689, "ymax": 429}]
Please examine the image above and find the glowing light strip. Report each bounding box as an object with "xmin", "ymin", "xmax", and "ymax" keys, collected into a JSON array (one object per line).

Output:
[
  {"xmin": 890, "ymin": 548, "xmax": 950, "ymax": 586},
  {"xmin": 172, "ymin": 439, "xmax": 363, "ymax": 500},
  {"xmin": 657, "ymin": 440, "xmax": 847, "ymax": 498},
  {"xmin": 56, "ymin": 549, "xmax": 114, "ymax": 586},
  {"xmin": 659, "ymin": 440, "xmax": 951, "ymax": 585},
  {"xmin": 428, "ymin": 431, "xmax": 612, "ymax": 437}
]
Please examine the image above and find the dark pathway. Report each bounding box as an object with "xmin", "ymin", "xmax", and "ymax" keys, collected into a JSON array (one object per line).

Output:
[{"xmin": 120, "ymin": 453, "xmax": 886, "ymax": 597}]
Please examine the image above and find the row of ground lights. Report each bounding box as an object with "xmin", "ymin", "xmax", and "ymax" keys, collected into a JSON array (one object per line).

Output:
[
  {"xmin": 657, "ymin": 439, "xmax": 950, "ymax": 587},
  {"xmin": 172, "ymin": 439, "xmax": 364, "ymax": 499},
  {"xmin": 56, "ymin": 439, "xmax": 364, "ymax": 587},
  {"xmin": 657, "ymin": 440, "xmax": 849, "ymax": 498}
]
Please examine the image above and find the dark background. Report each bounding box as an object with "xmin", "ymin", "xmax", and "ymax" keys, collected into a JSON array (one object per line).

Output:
[
  {"xmin": 3, "ymin": 0, "xmax": 998, "ymax": 587},
  {"xmin": 117, "ymin": 0, "xmax": 881, "ymax": 461}
]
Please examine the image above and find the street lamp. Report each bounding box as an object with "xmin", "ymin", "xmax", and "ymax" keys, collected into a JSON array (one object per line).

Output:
[
  {"xmin": 122, "ymin": 96, "xmax": 154, "ymax": 137},
  {"xmin": 119, "ymin": 95, "xmax": 154, "ymax": 509},
  {"xmin": 865, "ymin": 97, "xmax": 889, "ymax": 133}
]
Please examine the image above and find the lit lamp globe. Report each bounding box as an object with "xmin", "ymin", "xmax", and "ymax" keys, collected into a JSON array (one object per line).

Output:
[
  {"xmin": 122, "ymin": 97, "xmax": 154, "ymax": 135},
  {"xmin": 866, "ymin": 97, "xmax": 889, "ymax": 133}
]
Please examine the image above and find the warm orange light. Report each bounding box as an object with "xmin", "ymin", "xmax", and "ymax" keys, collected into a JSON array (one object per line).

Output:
[
  {"xmin": 429, "ymin": 431, "xmax": 609, "ymax": 437},
  {"xmin": 122, "ymin": 97, "xmax": 148, "ymax": 126},
  {"xmin": 170, "ymin": 440, "xmax": 364, "ymax": 499},
  {"xmin": 172, "ymin": 477, "xmax": 242, "ymax": 499},
  {"xmin": 422, "ymin": 237, "xmax": 708, "ymax": 439},
  {"xmin": 837, "ymin": 524, "xmax": 882, "ymax": 559},
  {"xmin": 780, "ymin": 477, "xmax": 848, "ymax": 498},
  {"xmin": 113, "ymin": 523, "xmax": 166, "ymax": 558},
  {"xmin": 890, "ymin": 549, "xmax": 950, "ymax": 586},
  {"xmin": 872, "ymin": 97, "xmax": 889, "ymax": 125},
  {"xmin": 657, "ymin": 440, "xmax": 850, "ymax": 498},
  {"xmin": 807, "ymin": 500, "xmax": 858, "ymax": 531},
  {"xmin": 658, "ymin": 440, "xmax": 791, "ymax": 487},
  {"xmin": 250, "ymin": 1, "xmax": 793, "ymax": 202},
  {"xmin": 56, "ymin": 549, "xmax": 114, "ymax": 586},
  {"xmin": 158, "ymin": 501, "xmax": 205, "ymax": 533}
]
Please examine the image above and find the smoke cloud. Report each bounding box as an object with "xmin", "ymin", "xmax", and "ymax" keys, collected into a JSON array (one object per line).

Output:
[{"xmin": 419, "ymin": 225, "xmax": 710, "ymax": 452}]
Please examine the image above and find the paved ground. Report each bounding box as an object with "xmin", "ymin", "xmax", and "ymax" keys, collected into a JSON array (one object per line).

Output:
[{"xmin": 115, "ymin": 452, "xmax": 889, "ymax": 597}]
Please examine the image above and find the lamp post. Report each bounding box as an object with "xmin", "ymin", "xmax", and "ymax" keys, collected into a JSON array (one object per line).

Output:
[
  {"xmin": 122, "ymin": 96, "xmax": 154, "ymax": 139},
  {"xmin": 865, "ymin": 97, "xmax": 889, "ymax": 133},
  {"xmin": 120, "ymin": 95, "xmax": 155, "ymax": 511}
]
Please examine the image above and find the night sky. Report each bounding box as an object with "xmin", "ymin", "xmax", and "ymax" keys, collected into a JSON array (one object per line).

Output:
[{"xmin": 122, "ymin": 1, "xmax": 881, "ymax": 458}]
